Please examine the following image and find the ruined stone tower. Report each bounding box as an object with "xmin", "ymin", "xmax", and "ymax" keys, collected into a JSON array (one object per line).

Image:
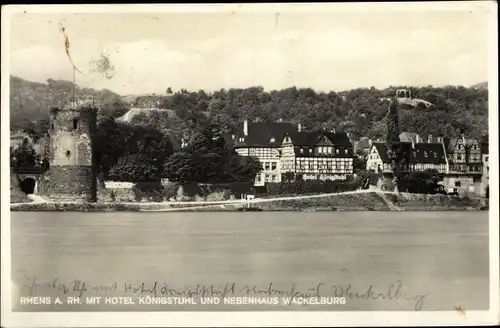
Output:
[{"xmin": 44, "ymin": 106, "xmax": 98, "ymax": 202}]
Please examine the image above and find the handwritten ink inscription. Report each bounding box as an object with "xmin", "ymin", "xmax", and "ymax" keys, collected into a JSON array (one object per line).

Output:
[{"xmin": 18, "ymin": 277, "xmax": 430, "ymax": 311}]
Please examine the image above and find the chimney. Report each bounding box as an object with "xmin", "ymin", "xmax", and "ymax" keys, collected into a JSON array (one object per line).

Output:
[
  {"xmin": 415, "ymin": 134, "xmax": 420, "ymax": 143},
  {"xmin": 428, "ymin": 134, "xmax": 432, "ymax": 143},
  {"xmin": 298, "ymin": 123, "xmax": 302, "ymax": 132},
  {"xmin": 243, "ymin": 120, "xmax": 248, "ymax": 136}
]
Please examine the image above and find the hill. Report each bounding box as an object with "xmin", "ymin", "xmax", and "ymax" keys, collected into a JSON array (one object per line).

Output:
[
  {"xmin": 10, "ymin": 76, "xmax": 489, "ymax": 142},
  {"xmin": 10, "ymin": 76, "xmax": 130, "ymax": 131}
]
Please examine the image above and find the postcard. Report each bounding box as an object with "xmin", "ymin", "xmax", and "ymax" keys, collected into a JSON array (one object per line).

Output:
[{"xmin": 1, "ymin": 2, "xmax": 498, "ymax": 327}]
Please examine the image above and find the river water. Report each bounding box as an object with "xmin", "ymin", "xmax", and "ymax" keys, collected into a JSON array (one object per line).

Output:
[{"xmin": 10, "ymin": 211, "xmax": 489, "ymax": 312}]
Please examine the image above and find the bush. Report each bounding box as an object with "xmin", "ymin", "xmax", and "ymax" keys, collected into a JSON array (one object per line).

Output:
[
  {"xmin": 163, "ymin": 182, "xmax": 180, "ymax": 200},
  {"xmin": 132, "ymin": 181, "xmax": 164, "ymax": 202}
]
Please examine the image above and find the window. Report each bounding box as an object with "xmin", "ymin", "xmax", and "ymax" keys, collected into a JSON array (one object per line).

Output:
[
  {"xmin": 264, "ymin": 162, "xmax": 270, "ymax": 170},
  {"xmin": 256, "ymin": 175, "xmax": 261, "ymax": 182},
  {"xmin": 265, "ymin": 175, "xmax": 270, "ymax": 182},
  {"xmin": 65, "ymin": 150, "xmax": 71, "ymax": 158},
  {"xmin": 271, "ymin": 162, "xmax": 277, "ymax": 171},
  {"xmin": 308, "ymin": 162, "xmax": 314, "ymax": 170},
  {"xmin": 51, "ymin": 122, "xmax": 55, "ymax": 130},
  {"xmin": 336, "ymin": 149, "xmax": 339, "ymax": 154},
  {"xmin": 271, "ymin": 175, "xmax": 276, "ymax": 182},
  {"xmin": 300, "ymin": 148, "xmax": 304, "ymax": 154},
  {"xmin": 73, "ymin": 119, "xmax": 78, "ymax": 130},
  {"xmin": 455, "ymin": 181, "xmax": 461, "ymax": 187},
  {"xmin": 270, "ymin": 137, "xmax": 275, "ymax": 143},
  {"xmin": 345, "ymin": 149, "xmax": 348, "ymax": 154},
  {"xmin": 457, "ymin": 154, "xmax": 462, "ymax": 161}
]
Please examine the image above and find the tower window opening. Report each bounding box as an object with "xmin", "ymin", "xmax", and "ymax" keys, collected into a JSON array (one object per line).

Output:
[
  {"xmin": 73, "ymin": 119, "xmax": 78, "ymax": 130},
  {"xmin": 65, "ymin": 150, "xmax": 71, "ymax": 158},
  {"xmin": 51, "ymin": 122, "xmax": 54, "ymax": 130}
]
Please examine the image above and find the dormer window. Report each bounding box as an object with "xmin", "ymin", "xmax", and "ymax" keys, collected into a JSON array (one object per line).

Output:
[
  {"xmin": 300, "ymin": 148, "xmax": 304, "ymax": 154},
  {"xmin": 65, "ymin": 150, "xmax": 71, "ymax": 158},
  {"xmin": 270, "ymin": 137, "xmax": 275, "ymax": 143},
  {"xmin": 239, "ymin": 137, "xmax": 244, "ymax": 142},
  {"xmin": 336, "ymin": 149, "xmax": 339, "ymax": 154}
]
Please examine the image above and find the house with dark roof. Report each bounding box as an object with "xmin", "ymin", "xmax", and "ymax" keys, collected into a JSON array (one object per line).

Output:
[
  {"xmin": 280, "ymin": 129, "xmax": 354, "ymax": 182},
  {"xmin": 365, "ymin": 132, "xmax": 488, "ymax": 196},
  {"xmin": 441, "ymin": 135, "xmax": 484, "ymax": 195},
  {"xmin": 233, "ymin": 120, "xmax": 354, "ymax": 185},
  {"xmin": 366, "ymin": 142, "xmax": 448, "ymax": 174},
  {"xmin": 233, "ymin": 120, "xmax": 298, "ymax": 186}
]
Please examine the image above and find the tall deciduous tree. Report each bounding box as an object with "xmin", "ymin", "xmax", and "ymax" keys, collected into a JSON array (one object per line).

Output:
[
  {"xmin": 163, "ymin": 122, "xmax": 261, "ymax": 184},
  {"xmin": 385, "ymin": 99, "xmax": 402, "ymax": 192}
]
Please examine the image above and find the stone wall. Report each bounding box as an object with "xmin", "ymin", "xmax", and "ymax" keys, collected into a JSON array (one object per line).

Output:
[{"xmin": 41, "ymin": 166, "xmax": 96, "ymax": 201}]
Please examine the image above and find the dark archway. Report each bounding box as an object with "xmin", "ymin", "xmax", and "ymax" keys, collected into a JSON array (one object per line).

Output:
[{"xmin": 20, "ymin": 178, "xmax": 36, "ymax": 195}]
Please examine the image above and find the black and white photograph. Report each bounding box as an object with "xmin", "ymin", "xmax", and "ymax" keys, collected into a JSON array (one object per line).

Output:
[{"xmin": 1, "ymin": 2, "xmax": 498, "ymax": 327}]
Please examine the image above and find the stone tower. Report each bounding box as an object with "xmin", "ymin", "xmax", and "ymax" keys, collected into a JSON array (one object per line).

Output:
[{"xmin": 44, "ymin": 106, "xmax": 98, "ymax": 202}]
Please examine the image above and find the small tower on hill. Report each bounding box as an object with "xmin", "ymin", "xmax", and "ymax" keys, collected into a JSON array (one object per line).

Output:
[{"xmin": 45, "ymin": 105, "xmax": 98, "ymax": 202}]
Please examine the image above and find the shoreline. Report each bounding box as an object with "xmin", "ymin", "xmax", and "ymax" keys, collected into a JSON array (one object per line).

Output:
[{"xmin": 10, "ymin": 192, "xmax": 489, "ymax": 212}]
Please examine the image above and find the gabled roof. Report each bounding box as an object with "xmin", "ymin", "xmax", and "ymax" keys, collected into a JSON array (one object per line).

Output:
[
  {"xmin": 324, "ymin": 131, "xmax": 353, "ymax": 148},
  {"xmin": 445, "ymin": 136, "xmax": 480, "ymax": 153},
  {"xmin": 370, "ymin": 142, "xmax": 447, "ymax": 164},
  {"xmin": 287, "ymin": 130, "xmax": 323, "ymax": 146},
  {"xmin": 234, "ymin": 122, "xmax": 296, "ymax": 148},
  {"xmin": 372, "ymin": 143, "xmax": 390, "ymax": 163},
  {"xmin": 283, "ymin": 130, "xmax": 353, "ymax": 157},
  {"xmin": 413, "ymin": 143, "xmax": 447, "ymax": 164}
]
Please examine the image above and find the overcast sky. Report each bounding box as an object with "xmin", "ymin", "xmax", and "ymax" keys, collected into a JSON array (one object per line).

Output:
[{"xmin": 7, "ymin": 3, "xmax": 494, "ymax": 95}]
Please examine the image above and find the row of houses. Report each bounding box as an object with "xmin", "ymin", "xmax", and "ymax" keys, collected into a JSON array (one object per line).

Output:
[
  {"xmin": 231, "ymin": 120, "xmax": 489, "ymax": 196},
  {"xmin": 366, "ymin": 132, "xmax": 489, "ymax": 196}
]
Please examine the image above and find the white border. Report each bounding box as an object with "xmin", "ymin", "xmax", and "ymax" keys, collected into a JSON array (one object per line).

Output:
[{"xmin": 1, "ymin": 2, "xmax": 499, "ymax": 327}]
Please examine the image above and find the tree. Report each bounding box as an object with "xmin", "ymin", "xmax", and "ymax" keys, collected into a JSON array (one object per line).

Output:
[
  {"xmin": 163, "ymin": 122, "xmax": 261, "ymax": 184},
  {"xmin": 399, "ymin": 170, "xmax": 441, "ymax": 194},
  {"xmin": 108, "ymin": 154, "xmax": 160, "ymax": 182},
  {"xmin": 385, "ymin": 99, "xmax": 403, "ymax": 192},
  {"xmin": 94, "ymin": 117, "xmax": 174, "ymax": 179},
  {"xmin": 11, "ymin": 139, "xmax": 40, "ymax": 168}
]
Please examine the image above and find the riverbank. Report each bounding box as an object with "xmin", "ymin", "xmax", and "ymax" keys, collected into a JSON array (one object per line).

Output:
[{"xmin": 10, "ymin": 192, "xmax": 489, "ymax": 212}]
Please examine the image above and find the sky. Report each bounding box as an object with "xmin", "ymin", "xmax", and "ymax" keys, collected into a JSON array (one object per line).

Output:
[{"xmin": 6, "ymin": 3, "xmax": 495, "ymax": 96}]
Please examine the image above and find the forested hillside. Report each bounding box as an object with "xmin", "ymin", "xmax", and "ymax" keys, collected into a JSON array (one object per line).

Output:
[
  {"xmin": 10, "ymin": 75, "xmax": 488, "ymax": 143},
  {"xmin": 131, "ymin": 84, "xmax": 489, "ymax": 142}
]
